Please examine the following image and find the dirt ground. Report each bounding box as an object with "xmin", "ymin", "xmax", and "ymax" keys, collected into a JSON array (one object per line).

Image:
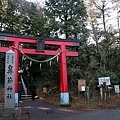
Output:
[
  {"xmin": 0, "ymin": 88, "xmax": 120, "ymax": 111},
  {"xmin": 36, "ymin": 89, "xmax": 120, "ymax": 111}
]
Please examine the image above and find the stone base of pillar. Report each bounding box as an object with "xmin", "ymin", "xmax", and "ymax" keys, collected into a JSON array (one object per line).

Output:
[
  {"xmin": 60, "ymin": 92, "xmax": 69, "ymax": 105},
  {"xmin": 15, "ymin": 93, "xmax": 18, "ymax": 107}
]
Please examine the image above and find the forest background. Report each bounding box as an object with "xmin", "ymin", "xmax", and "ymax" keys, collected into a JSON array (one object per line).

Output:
[{"xmin": 0, "ymin": 0, "xmax": 120, "ymax": 108}]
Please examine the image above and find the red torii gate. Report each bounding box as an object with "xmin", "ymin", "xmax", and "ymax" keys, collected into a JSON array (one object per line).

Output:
[{"xmin": 0, "ymin": 33, "xmax": 81, "ymax": 105}]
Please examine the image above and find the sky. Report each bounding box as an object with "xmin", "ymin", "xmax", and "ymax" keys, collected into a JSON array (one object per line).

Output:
[{"xmin": 26, "ymin": 0, "xmax": 45, "ymax": 7}]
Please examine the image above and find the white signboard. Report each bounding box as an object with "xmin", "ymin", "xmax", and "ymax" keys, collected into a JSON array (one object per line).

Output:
[
  {"xmin": 4, "ymin": 50, "xmax": 15, "ymax": 108},
  {"xmin": 81, "ymin": 86, "xmax": 85, "ymax": 91},
  {"xmin": 98, "ymin": 77, "xmax": 111, "ymax": 85},
  {"xmin": 114, "ymin": 85, "xmax": 120, "ymax": 93}
]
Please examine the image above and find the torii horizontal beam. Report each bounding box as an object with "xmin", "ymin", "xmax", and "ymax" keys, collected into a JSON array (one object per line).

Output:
[
  {"xmin": 0, "ymin": 33, "xmax": 81, "ymax": 45},
  {"xmin": 0, "ymin": 47, "xmax": 78, "ymax": 56},
  {"xmin": 0, "ymin": 33, "xmax": 80, "ymax": 56}
]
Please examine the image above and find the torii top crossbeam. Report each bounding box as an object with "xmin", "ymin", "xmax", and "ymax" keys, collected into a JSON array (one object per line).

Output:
[
  {"xmin": 0, "ymin": 33, "xmax": 81, "ymax": 55},
  {"xmin": 0, "ymin": 32, "xmax": 81, "ymax": 105}
]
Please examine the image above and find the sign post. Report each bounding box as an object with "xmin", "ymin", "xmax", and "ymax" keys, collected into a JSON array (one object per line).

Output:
[
  {"xmin": 78, "ymin": 79, "xmax": 86, "ymax": 102},
  {"xmin": 98, "ymin": 77, "xmax": 111, "ymax": 86},
  {"xmin": 98, "ymin": 77, "xmax": 111, "ymax": 101},
  {"xmin": 4, "ymin": 50, "xmax": 15, "ymax": 108}
]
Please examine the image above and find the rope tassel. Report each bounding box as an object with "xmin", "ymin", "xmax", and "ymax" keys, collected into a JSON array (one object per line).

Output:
[
  {"xmin": 57, "ymin": 55, "xmax": 59, "ymax": 63},
  {"xmin": 39, "ymin": 63, "xmax": 42, "ymax": 70},
  {"xmin": 30, "ymin": 60, "xmax": 32, "ymax": 67},
  {"xmin": 22, "ymin": 55, "xmax": 26, "ymax": 61},
  {"xmin": 50, "ymin": 61, "xmax": 52, "ymax": 67}
]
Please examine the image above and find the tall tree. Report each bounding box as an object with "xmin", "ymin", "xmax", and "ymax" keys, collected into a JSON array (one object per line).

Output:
[
  {"xmin": 0, "ymin": 0, "xmax": 48, "ymax": 37},
  {"xmin": 85, "ymin": 0, "xmax": 120, "ymax": 68},
  {"xmin": 83, "ymin": 0, "xmax": 120, "ymax": 86},
  {"xmin": 45, "ymin": 0, "xmax": 89, "ymax": 42}
]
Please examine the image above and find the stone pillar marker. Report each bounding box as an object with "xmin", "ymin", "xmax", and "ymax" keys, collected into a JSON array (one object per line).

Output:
[{"xmin": 4, "ymin": 49, "xmax": 15, "ymax": 108}]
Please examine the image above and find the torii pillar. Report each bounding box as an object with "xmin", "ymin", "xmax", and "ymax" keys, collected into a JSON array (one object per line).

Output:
[
  {"xmin": 13, "ymin": 41, "xmax": 19, "ymax": 107},
  {"xmin": 60, "ymin": 45, "xmax": 69, "ymax": 105}
]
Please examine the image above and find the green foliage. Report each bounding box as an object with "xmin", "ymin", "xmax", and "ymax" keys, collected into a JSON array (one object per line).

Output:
[
  {"xmin": 69, "ymin": 91, "xmax": 76, "ymax": 101},
  {"xmin": 48, "ymin": 86, "xmax": 59, "ymax": 95},
  {"xmin": 95, "ymin": 70, "xmax": 119, "ymax": 84},
  {"xmin": 45, "ymin": 0, "xmax": 89, "ymax": 40},
  {"xmin": 0, "ymin": 0, "xmax": 48, "ymax": 37}
]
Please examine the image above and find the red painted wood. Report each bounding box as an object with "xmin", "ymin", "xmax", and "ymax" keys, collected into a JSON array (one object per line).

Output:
[
  {"xmin": 6, "ymin": 36, "xmax": 76, "ymax": 46},
  {"xmin": 6, "ymin": 37, "xmax": 37, "ymax": 43},
  {"xmin": 60, "ymin": 45, "xmax": 68, "ymax": 93},
  {"xmin": 0, "ymin": 47, "xmax": 11, "ymax": 52},
  {"xmin": 45, "ymin": 41, "xmax": 73, "ymax": 46},
  {"xmin": 13, "ymin": 41, "xmax": 19, "ymax": 93},
  {"xmin": 20, "ymin": 48, "xmax": 78, "ymax": 56},
  {"xmin": 0, "ymin": 47, "xmax": 78, "ymax": 56}
]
